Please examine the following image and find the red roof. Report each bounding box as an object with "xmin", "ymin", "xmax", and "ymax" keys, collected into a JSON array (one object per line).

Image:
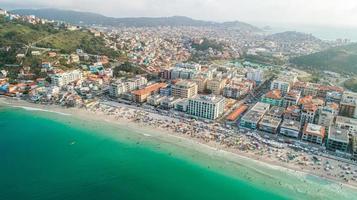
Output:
[
  {"xmin": 132, "ymin": 83, "xmax": 167, "ymax": 96},
  {"xmin": 226, "ymin": 105, "xmax": 248, "ymax": 121}
]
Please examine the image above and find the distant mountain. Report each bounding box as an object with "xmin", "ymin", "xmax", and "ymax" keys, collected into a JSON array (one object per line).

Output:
[
  {"xmin": 265, "ymin": 31, "xmax": 322, "ymax": 42},
  {"xmin": 11, "ymin": 8, "xmax": 261, "ymax": 31},
  {"xmin": 290, "ymin": 43, "xmax": 357, "ymax": 74}
]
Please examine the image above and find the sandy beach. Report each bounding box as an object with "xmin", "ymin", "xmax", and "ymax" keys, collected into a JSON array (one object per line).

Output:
[{"xmin": 2, "ymin": 96, "xmax": 357, "ymax": 193}]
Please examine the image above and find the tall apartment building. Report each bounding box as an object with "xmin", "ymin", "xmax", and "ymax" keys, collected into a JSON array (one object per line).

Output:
[
  {"xmin": 172, "ymin": 80, "xmax": 198, "ymax": 99},
  {"xmin": 283, "ymin": 90, "xmax": 301, "ymax": 108},
  {"xmin": 270, "ymin": 75, "xmax": 296, "ymax": 96},
  {"xmin": 109, "ymin": 76, "xmax": 148, "ymax": 97},
  {"xmin": 300, "ymin": 103, "xmax": 318, "ymax": 125},
  {"xmin": 240, "ymin": 102, "xmax": 270, "ymax": 129},
  {"xmin": 207, "ymin": 78, "xmax": 226, "ymax": 95},
  {"xmin": 302, "ymin": 123, "xmax": 325, "ymax": 145},
  {"xmin": 326, "ymin": 127, "xmax": 349, "ymax": 153},
  {"xmin": 51, "ymin": 70, "xmax": 82, "ymax": 87},
  {"xmin": 335, "ymin": 116, "xmax": 357, "ymax": 133},
  {"xmin": 317, "ymin": 103, "xmax": 339, "ymax": 128},
  {"xmin": 192, "ymin": 77, "xmax": 208, "ymax": 93},
  {"xmin": 187, "ymin": 95, "xmax": 225, "ymax": 120},
  {"xmin": 339, "ymin": 91, "xmax": 357, "ymax": 118},
  {"xmin": 246, "ymin": 69, "xmax": 263, "ymax": 83}
]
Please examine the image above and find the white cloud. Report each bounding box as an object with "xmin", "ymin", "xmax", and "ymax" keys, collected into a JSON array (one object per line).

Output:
[{"xmin": 2, "ymin": 0, "xmax": 357, "ymax": 27}]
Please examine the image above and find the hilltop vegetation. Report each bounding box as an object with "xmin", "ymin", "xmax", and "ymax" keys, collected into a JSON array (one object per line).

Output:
[
  {"xmin": 0, "ymin": 16, "xmax": 119, "ymax": 63},
  {"xmin": 290, "ymin": 43, "xmax": 357, "ymax": 74},
  {"xmin": 191, "ymin": 38, "xmax": 225, "ymax": 51},
  {"xmin": 0, "ymin": 17, "xmax": 56, "ymax": 46}
]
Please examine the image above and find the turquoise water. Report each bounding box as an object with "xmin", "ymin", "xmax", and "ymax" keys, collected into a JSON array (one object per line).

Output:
[{"xmin": 0, "ymin": 105, "xmax": 356, "ymax": 200}]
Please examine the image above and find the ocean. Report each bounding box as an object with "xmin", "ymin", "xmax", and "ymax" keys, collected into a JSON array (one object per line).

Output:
[{"xmin": 1, "ymin": 104, "xmax": 357, "ymax": 200}]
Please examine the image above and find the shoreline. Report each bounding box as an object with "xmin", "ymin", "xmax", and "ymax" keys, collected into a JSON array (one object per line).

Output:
[{"xmin": 1, "ymin": 97, "xmax": 357, "ymax": 192}]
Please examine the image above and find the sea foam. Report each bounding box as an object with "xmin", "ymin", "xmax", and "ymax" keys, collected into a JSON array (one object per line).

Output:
[{"xmin": 12, "ymin": 106, "xmax": 72, "ymax": 116}]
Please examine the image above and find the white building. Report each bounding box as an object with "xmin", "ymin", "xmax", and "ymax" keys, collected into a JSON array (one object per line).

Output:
[
  {"xmin": 187, "ymin": 95, "xmax": 225, "ymax": 120},
  {"xmin": 172, "ymin": 80, "xmax": 198, "ymax": 99},
  {"xmin": 270, "ymin": 75, "xmax": 297, "ymax": 96},
  {"xmin": 0, "ymin": 9, "xmax": 7, "ymax": 15},
  {"xmin": 109, "ymin": 76, "xmax": 147, "ymax": 97},
  {"xmin": 51, "ymin": 70, "xmax": 82, "ymax": 87},
  {"xmin": 246, "ymin": 69, "xmax": 263, "ymax": 83}
]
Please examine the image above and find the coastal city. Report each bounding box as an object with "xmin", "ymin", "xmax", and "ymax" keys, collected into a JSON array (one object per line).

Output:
[{"xmin": 2, "ymin": 6, "xmax": 357, "ymax": 193}]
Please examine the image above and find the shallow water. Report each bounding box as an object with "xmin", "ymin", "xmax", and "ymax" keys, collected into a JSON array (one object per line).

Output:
[{"xmin": 0, "ymin": 105, "xmax": 356, "ymax": 200}]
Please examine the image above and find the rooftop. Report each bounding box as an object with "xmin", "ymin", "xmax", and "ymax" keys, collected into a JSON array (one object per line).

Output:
[
  {"xmin": 190, "ymin": 95, "xmax": 225, "ymax": 104},
  {"xmin": 174, "ymin": 80, "xmax": 197, "ymax": 88},
  {"xmin": 304, "ymin": 123, "xmax": 325, "ymax": 137},
  {"xmin": 132, "ymin": 83, "xmax": 167, "ymax": 96},
  {"xmin": 265, "ymin": 89, "xmax": 282, "ymax": 99},
  {"xmin": 336, "ymin": 116, "xmax": 357, "ymax": 126},
  {"xmin": 226, "ymin": 105, "xmax": 248, "ymax": 121},
  {"xmin": 241, "ymin": 110, "xmax": 265, "ymax": 123},
  {"xmin": 281, "ymin": 119, "xmax": 301, "ymax": 131},
  {"xmin": 328, "ymin": 127, "xmax": 350, "ymax": 143},
  {"xmin": 285, "ymin": 90, "xmax": 301, "ymax": 99},
  {"xmin": 251, "ymin": 102, "xmax": 270, "ymax": 113},
  {"xmin": 259, "ymin": 116, "xmax": 282, "ymax": 128},
  {"xmin": 267, "ymin": 106, "xmax": 285, "ymax": 118}
]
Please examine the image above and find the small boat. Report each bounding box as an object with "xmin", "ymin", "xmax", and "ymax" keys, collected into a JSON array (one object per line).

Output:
[{"xmin": 69, "ymin": 141, "xmax": 76, "ymax": 145}]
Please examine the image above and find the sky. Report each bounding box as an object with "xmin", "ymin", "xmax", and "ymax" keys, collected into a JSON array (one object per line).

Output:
[{"xmin": 2, "ymin": 0, "xmax": 357, "ymax": 28}]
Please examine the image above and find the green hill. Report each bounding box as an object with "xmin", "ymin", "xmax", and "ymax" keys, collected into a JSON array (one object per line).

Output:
[
  {"xmin": 290, "ymin": 43, "xmax": 357, "ymax": 74},
  {"xmin": 0, "ymin": 16, "xmax": 119, "ymax": 63}
]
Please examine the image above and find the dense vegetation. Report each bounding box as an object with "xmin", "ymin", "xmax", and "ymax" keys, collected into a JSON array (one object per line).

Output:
[
  {"xmin": 36, "ymin": 30, "xmax": 119, "ymax": 58},
  {"xmin": 290, "ymin": 43, "xmax": 357, "ymax": 74},
  {"xmin": 191, "ymin": 38, "xmax": 224, "ymax": 51},
  {"xmin": 113, "ymin": 62, "xmax": 145, "ymax": 77},
  {"xmin": 344, "ymin": 77, "xmax": 357, "ymax": 92},
  {"xmin": 0, "ymin": 16, "xmax": 119, "ymax": 64}
]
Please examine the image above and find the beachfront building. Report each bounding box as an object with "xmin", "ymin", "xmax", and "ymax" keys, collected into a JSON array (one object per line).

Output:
[
  {"xmin": 335, "ymin": 116, "xmax": 357, "ymax": 133},
  {"xmin": 326, "ymin": 127, "xmax": 349, "ymax": 153},
  {"xmin": 147, "ymin": 94, "xmax": 166, "ymax": 106},
  {"xmin": 226, "ymin": 105, "xmax": 248, "ymax": 122},
  {"xmin": 317, "ymin": 103, "xmax": 339, "ymax": 128},
  {"xmin": 352, "ymin": 136, "xmax": 357, "ymax": 160},
  {"xmin": 261, "ymin": 90, "xmax": 283, "ymax": 107},
  {"xmin": 339, "ymin": 91, "xmax": 357, "ymax": 118},
  {"xmin": 109, "ymin": 76, "xmax": 148, "ymax": 98},
  {"xmin": 174, "ymin": 99, "xmax": 189, "ymax": 112},
  {"xmin": 187, "ymin": 95, "xmax": 225, "ymax": 120},
  {"xmin": 160, "ymin": 97, "xmax": 182, "ymax": 110},
  {"xmin": 240, "ymin": 102, "xmax": 270, "ymax": 129},
  {"xmin": 258, "ymin": 116, "xmax": 282, "ymax": 134},
  {"xmin": 109, "ymin": 82, "xmax": 126, "ymax": 97},
  {"xmin": 207, "ymin": 78, "xmax": 226, "ymax": 95},
  {"xmin": 302, "ymin": 123, "xmax": 325, "ymax": 145},
  {"xmin": 172, "ymin": 80, "xmax": 198, "ymax": 99},
  {"xmin": 280, "ymin": 119, "xmax": 302, "ymax": 138},
  {"xmin": 131, "ymin": 83, "xmax": 167, "ymax": 103},
  {"xmin": 51, "ymin": 70, "xmax": 82, "ymax": 87}
]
